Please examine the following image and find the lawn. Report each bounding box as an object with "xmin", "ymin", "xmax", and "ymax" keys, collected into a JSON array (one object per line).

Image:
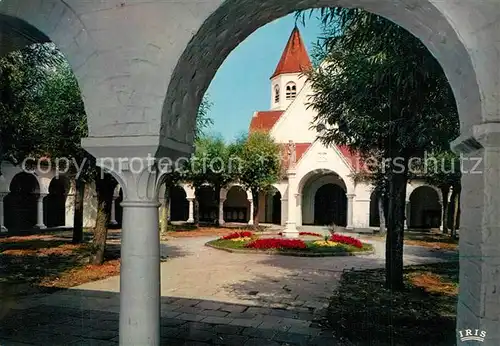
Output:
[
  {"xmin": 0, "ymin": 232, "xmax": 120, "ymax": 299},
  {"xmin": 324, "ymin": 261, "xmax": 458, "ymax": 345}
]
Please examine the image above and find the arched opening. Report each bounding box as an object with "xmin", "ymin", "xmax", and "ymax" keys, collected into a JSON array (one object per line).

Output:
[
  {"xmin": 300, "ymin": 170, "xmax": 347, "ymax": 227},
  {"xmin": 224, "ymin": 186, "xmax": 249, "ymax": 223},
  {"xmin": 285, "ymin": 82, "xmax": 297, "ymax": 100},
  {"xmin": 314, "ymin": 184, "xmax": 347, "ymax": 226},
  {"xmin": 170, "ymin": 186, "xmax": 189, "ymax": 222},
  {"xmin": 197, "ymin": 186, "xmax": 217, "ymax": 223},
  {"xmin": 44, "ymin": 177, "xmax": 69, "ymax": 228},
  {"xmin": 259, "ymin": 188, "xmax": 282, "ymax": 225},
  {"xmin": 4, "ymin": 173, "xmax": 39, "ymax": 231},
  {"xmin": 409, "ymin": 186, "xmax": 441, "ymax": 229}
]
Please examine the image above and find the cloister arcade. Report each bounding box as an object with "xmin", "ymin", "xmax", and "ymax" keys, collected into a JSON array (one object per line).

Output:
[{"xmin": 0, "ymin": 0, "xmax": 498, "ymax": 344}]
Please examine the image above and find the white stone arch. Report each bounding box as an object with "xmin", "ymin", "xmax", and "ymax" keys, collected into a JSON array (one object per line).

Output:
[
  {"xmin": 406, "ymin": 182, "xmax": 442, "ymax": 203},
  {"xmin": 161, "ymin": 0, "xmax": 482, "ymax": 151},
  {"xmin": 408, "ymin": 184, "xmax": 442, "ymax": 229},
  {"xmin": 298, "ymin": 169, "xmax": 348, "ymax": 226}
]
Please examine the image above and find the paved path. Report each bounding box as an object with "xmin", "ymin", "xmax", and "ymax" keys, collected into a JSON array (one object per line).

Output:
[{"xmin": 0, "ymin": 235, "xmax": 456, "ymax": 345}]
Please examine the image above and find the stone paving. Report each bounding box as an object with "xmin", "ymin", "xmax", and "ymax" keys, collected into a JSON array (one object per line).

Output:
[{"xmin": 0, "ymin": 235, "xmax": 456, "ymax": 345}]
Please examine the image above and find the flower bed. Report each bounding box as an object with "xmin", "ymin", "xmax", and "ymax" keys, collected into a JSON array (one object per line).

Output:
[
  {"xmin": 206, "ymin": 233, "xmax": 373, "ymax": 256},
  {"xmin": 330, "ymin": 234, "xmax": 363, "ymax": 249},
  {"xmin": 221, "ymin": 231, "xmax": 254, "ymax": 240},
  {"xmin": 246, "ymin": 238, "xmax": 307, "ymax": 250}
]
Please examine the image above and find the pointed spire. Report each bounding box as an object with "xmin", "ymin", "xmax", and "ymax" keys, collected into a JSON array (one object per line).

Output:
[{"xmin": 270, "ymin": 26, "xmax": 312, "ymax": 79}]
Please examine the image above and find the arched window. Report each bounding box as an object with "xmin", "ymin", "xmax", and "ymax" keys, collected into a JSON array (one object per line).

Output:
[
  {"xmin": 286, "ymin": 82, "xmax": 297, "ymax": 100},
  {"xmin": 274, "ymin": 85, "xmax": 280, "ymax": 103}
]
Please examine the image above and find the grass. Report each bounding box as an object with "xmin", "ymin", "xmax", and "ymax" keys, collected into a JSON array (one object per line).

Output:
[
  {"xmin": 324, "ymin": 261, "xmax": 458, "ymax": 345},
  {"xmin": 206, "ymin": 238, "xmax": 373, "ymax": 255}
]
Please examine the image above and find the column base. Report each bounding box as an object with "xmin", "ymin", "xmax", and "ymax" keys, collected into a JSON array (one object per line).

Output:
[
  {"xmin": 283, "ymin": 222, "xmax": 299, "ymax": 238},
  {"xmin": 110, "ymin": 220, "xmax": 118, "ymax": 226},
  {"xmin": 187, "ymin": 219, "xmax": 194, "ymax": 224},
  {"xmin": 35, "ymin": 224, "xmax": 47, "ymax": 230},
  {"xmin": 248, "ymin": 220, "xmax": 254, "ymax": 226},
  {"xmin": 0, "ymin": 226, "xmax": 7, "ymax": 233},
  {"xmin": 219, "ymin": 220, "xmax": 225, "ymax": 226}
]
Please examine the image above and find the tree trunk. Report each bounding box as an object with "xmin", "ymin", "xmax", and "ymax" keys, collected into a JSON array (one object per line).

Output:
[
  {"xmin": 159, "ymin": 186, "xmax": 168, "ymax": 234},
  {"xmin": 215, "ymin": 184, "xmax": 221, "ymax": 227},
  {"xmin": 385, "ymin": 162, "xmax": 408, "ymax": 291},
  {"xmin": 252, "ymin": 189, "xmax": 260, "ymax": 228},
  {"xmin": 90, "ymin": 174, "xmax": 115, "ymax": 265},
  {"xmin": 440, "ymin": 186, "xmax": 450, "ymax": 234},
  {"xmin": 451, "ymin": 185, "xmax": 461, "ymax": 239},
  {"xmin": 378, "ymin": 195, "xmax": 386, "ymax": 234},
  {"xmin": 72, "ymin": 179, "xmax": 85, "ymax": 244}
]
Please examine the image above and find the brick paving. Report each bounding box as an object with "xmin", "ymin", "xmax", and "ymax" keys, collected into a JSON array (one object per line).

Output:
[{"xmin": 0, "ymin": 234, "xmax": 453, "ymax": 345}]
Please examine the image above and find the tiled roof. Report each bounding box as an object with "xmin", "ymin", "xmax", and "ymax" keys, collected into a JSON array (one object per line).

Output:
[
  {"xmin": 249, "ymin": 111, "xmax": 284, "ymax": 133},
  {"xmin": 270, "ymin": 26, "xmax": 312, "ymax": 79},
  {"xmin": 336, "ymin": 145, "xmax": 366, "ymax": 172}
]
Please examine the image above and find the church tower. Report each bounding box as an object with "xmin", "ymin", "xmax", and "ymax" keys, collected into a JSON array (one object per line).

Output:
[{"xmin": 270, "ymin": 26, "xmax": 312, "ymax": 111}]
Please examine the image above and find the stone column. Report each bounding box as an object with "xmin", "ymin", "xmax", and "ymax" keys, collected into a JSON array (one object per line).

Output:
[
  {"xmin": 110, "ymin": 196, "xmax": 118, "ymax": 226},
  {"xmin": 97, "ymin": 158, "xmax": 162, "ymax": 346},
  {"xmin": 248, "ymin": 199, "xmax": 254, "ymax": 225},
  {"xmin": 187, "ymin": 198, "xmax": 195, "ymax": 223},
  {"xmin": 346, "ymin": 194, "xmax": 355, "ymax": 230},
  {"xmin": 35, "ymin": 193, "xmax": 48, "ymax": 229},
  {"xmin": 0, "ymin": 192, "xmax": 7, "ymax": 233},
  {"xmin": 452, "ymin": 123, "xmax": 500, "ymax": 345},
  {"xmin": 283, "ymin": 168, "xmax": 299, "ymax": 238},
  {"xmin": 219, "ymin": 198, "xmax": 225, "ymax": 226},
  {"xmin": 404, "ymin": 200, "xmax": 410, "ymax": 230}
]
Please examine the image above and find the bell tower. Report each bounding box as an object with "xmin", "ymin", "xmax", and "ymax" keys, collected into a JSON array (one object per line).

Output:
[{"xmin": 270, "ymin": 26, "xmax": 312, "ymax": 110}]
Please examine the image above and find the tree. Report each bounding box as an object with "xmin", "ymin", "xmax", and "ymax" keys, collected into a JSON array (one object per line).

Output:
[
  {"xmin": 232, "ymin": 132, "xmax": 281, "ymax": 228},
  {"xmin": 186, "ymin": 134, "xmax": 234, "ymax": 225},
  {"xmin": 300, "ymin": 8, "xmax": 460, "ymax": 290}
]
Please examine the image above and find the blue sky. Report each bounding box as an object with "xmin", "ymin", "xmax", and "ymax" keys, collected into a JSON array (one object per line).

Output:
[{"xmin": 204, "ymin": 13, "xmax": 323, "ymax": 142}]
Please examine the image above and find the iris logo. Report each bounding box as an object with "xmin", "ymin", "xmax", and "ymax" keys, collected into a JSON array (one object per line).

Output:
[{"xmin": 458, "ymin": 329, "xmax": 486, "ymax": 342}]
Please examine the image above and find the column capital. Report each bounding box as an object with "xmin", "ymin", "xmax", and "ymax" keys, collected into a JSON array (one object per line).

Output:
[
  {"xmin": 187, "ymin": 197, "xmax": 195, "ymax": 202},
  {"xmin": 451, "ymin": 122, "xmax": 500, "ymax": 154},
  {"xmin": 96, "ymin": 157, "xmax": 163, "ymax": 206},
  {"xmin": 347, "ymin": 193, "xmax": 356, "ymax": 199},
  {"xmin": 0, "ymin": 192, "xmax": 8, "ymax": 199}
]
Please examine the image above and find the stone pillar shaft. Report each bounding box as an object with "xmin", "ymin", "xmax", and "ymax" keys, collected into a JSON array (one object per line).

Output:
[
  {"xmin": 404, "ymin": 201, "xmax": 410, "ymax": 230},
  {"xmin": 248, "ymin": 199, "xmax": 254, "ymax": 225},
  {"xmin": 283, "ymin": 169, "xmax": 299, "ymax": 238},
  {"xmin": 187, "ymin": 198, "xmax": 194, "ymax": 223},
  {"xmin": 219, "ymin": 198, "xmax": 225, "ymax": 226},
  {"xmin": 36, "ymin": 193, "xmax": 47, "ymax": 229},
  {"xmin": 346, "ymin": 194, "xmax": 355, "ymax": 230},
  {"xmin": 110, "ymin": 197, "xmax": 118, "ymax": 225}
]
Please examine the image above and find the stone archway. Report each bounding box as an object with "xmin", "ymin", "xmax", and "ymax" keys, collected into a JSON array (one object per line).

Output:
[
  {"xmin": 224, "ymin": 185, "xmax": 249, "ymax": 223},
  {"xmin": 44, "ymin": 177, "xmax": 69, "ymax": 228},
  {"xmin": 409, "ymin": 186, "xmax": 442, "ymax": 229},
  {"xmin": 4, "ymin": 172, "xmax": 39, "ymax": 231},
  {"xmin": 170, "ymin": 185, "xmax": 189, "ymax": 222}
]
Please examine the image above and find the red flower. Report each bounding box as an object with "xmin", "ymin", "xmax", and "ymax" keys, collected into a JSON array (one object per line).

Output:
[
  {"xmin": 330, "ymin": 234, "xmax": 363, "ymax": 248},
  {"xmin": 245, "ymin": 238, "xmax": 307, "ymax": 250},
  {"xmin": 221, "ymin": 231, "xmax": 254, "ymax": 240}
]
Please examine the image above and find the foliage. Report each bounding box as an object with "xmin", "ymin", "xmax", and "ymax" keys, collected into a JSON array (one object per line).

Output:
[
  {"xmin": 195, "ymin": 96, "xmax": 214, "ymax": 141},
  {"xmin": 246, "ymin": 238, "xmax": 307, "ymax": 250},
  {"xmin": 299, "ymin": 8, "xmax": 460, "ymax": 289}
]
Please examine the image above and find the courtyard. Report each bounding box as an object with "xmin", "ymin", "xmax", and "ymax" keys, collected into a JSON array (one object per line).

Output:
[{"xmin": 0, "ymin": 230, "xmax": 457, "ymax": 345}]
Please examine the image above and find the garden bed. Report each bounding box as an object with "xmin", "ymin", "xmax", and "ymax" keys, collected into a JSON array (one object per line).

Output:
[{"xmin": 205, "ymin": 232, "xmax": 374, "ymax": 257}]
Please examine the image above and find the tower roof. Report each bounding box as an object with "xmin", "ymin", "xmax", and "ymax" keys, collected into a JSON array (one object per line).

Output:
[{"xmin": 270, "ymin": 26, "xmax": 312, "ymax": 79}]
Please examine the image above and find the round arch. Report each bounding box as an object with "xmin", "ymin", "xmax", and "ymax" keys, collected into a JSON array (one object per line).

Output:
[
  {"xmin": 298, "ymin": 169, "xmax": 347, "ymax": 227},
  {"xmin": 170, "ymin": 185, "xmax": 189, "ymax": 222},
  {"xmin": 409, "ymin": 185, "xmax": 442, "ymax": 229},
  {"xmin": 44, "ymin": 176, "xmax": 70, "ymax": 228},
  {"xmin": 161, "ymin": 1, "xmax": 481, "ymax": 148},
  {"xmin": 4, "ymin": 172, "xmax": 40, "ymax": 231},
  {"xmin": 224, "ymin": 185, "xmax": 250, "ymax": 223}
]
